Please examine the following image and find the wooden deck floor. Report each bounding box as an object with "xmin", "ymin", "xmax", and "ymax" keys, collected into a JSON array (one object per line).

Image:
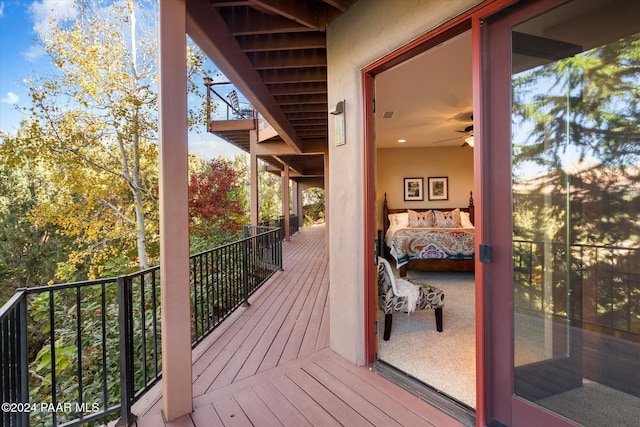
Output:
[{"xmin": 132, "ymin": 226, "xmax": 463, "ymax": 427}]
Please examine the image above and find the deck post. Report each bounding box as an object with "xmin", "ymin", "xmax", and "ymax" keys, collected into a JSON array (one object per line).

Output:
[
  {"xmin": 116, "ymin": 276, "xmax": 137, "ymax": 426},
  {"xmin": 249, "ymin": 129, "xmax": 259, "ymax": 226},
  {"xmin": 158, "ymin": 0, "xmax": 193, "ymax": 421},
  {"xmin": 282, "ymin": 164, "xmax": 290, "ymax": 241}
]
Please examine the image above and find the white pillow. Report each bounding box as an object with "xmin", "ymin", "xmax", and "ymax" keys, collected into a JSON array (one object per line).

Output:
[
  {"xmin": 460, "ymin": 211, "xmax": 474, "ymax": 228},
  {"xmin": 433, "ymin": 208, "xmax": 462, "ymax": 228},
  {"xmin": 388, "ymin": 212, "xmax": 409, "ymax": 228}
]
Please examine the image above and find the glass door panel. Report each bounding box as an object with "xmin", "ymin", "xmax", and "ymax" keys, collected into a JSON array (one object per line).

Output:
[{"xmin": 510, "ymin": 0, "xmax": 640, "ymax": 424}]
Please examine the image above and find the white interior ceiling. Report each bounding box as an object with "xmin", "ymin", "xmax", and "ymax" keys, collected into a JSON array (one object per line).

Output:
[{"xmin": 375, "ymin": 31, "xmax": 472, "ymax": 149}]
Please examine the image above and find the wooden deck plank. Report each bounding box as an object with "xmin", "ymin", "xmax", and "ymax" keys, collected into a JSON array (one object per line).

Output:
[
  {"xmin": 192, "ymin": 263, "xmax": 301, "ymax": 394},
  {"xmin": 192, "ymin": 348, "xmax": 334, "ymax": 408},
  {"xmin": 133, "ymin": 400, "xmax": 167, "ymax": 427},
  {"xmin": 232, "ymin": 387, "xmax": 284, "ymax": 426},
  {"xmin": 259, "ymin": 259, "xmax": 325, "ymax": 370},
  {"xmin": 133, "ymin": 227, "xmax": 465, "ymax": 427},
  {"xmin": 235, "ymin": 259, "xmax": 323, "ymax": 379},
  {"xmin": 279, "ymin": 260, "xmax": 326, "ymax": 360},
  {"xmin": 270, "ymin": 373, "xmax": 342, "ymax": 427},
  {"xmin": 285, "ymin": 368, "xmax": 374, "ymax": 427},
  {"xmin": 298, "ymin": 263, "xmax": 329, "ymax": 355},
  {"xmin": 326, "ymin": 354, "xmax": 464, "ymax": 426},
  {"xmin": 211, "ymin": 259, "xmax": 319, "ymax": 387},
  {"xmin": 189, "ymin": 403, "xmax": 223, "ymax": 427},
  {"xmin": 252, "ymin": 382, "xmax": 313, "ymax": 427},
  {"xmin": 211, "ymin": 396, "xmax": 252, "ymax": 427},
  {"xmin": 303, "ymin": 362, "xmax": 403, "ymax": 427}
]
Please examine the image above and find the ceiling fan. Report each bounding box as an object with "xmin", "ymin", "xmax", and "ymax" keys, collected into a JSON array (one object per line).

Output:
[
  {"xmin": 456, "ymin": 116, "xmax": 474, "ymax": 147},
  {"xmin": 429, "ymin": 113, "xmax": 474, "ymax": 147}
]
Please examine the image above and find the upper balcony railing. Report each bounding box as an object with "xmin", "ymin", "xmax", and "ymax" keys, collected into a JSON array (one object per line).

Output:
[
  {"xmin": 0, "ymin": 225, "xmax": 282, "ymax": 427},
  {"xmin": 203, "ymin": 79, "xmax": 256, "ymax": 124}
]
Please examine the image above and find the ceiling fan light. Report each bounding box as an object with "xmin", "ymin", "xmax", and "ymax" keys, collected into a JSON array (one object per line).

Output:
[{"xmin": 465, "ymin": 136, "xmax": 474, "ymax": 147}]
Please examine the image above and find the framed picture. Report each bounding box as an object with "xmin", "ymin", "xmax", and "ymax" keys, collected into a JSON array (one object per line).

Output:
[
  {"xmin": 428, "ymin": 177, "xmax": 448, "ymax": 200},
  {"xmin": 404, "ymin": 177, "xmax": 424, "ymax": 201}
]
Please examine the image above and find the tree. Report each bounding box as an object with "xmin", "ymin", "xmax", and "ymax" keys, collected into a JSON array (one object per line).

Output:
[
  {"xmin": 2, "ymin": 1, "xmax": 212, "ymax": 280},
  {"xmin": 0, "ymin": 152, "xmax": 71, "ymax": 304},
  {"xmin": 512, "ymin": 32, "xmax": 640, "ymax": 246},
  {"xmin": 302, "ymin": 187, "xmax": 325, "ymax": 226},
  {"xmin": 511, "ymin": 31, "xmax": 640, "ymax": 324},
  {"xmin": 258, "ymin": 162, "xmax": 282, "ymax": 222},
  {"xmin": 188, "ymin": 157, "xmax": 248, "ymax": 250}
]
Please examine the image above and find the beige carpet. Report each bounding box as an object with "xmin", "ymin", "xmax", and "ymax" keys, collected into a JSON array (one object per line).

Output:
[{"xmin": 377, "ymin": 271, "xmax": 476, "ymax": 408}]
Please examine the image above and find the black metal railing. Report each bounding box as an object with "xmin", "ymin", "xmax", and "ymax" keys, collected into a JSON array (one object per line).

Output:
[
  {"xmin": 259, "ymin": 215, "xmax": 299, "ymax": 240},
  {"xmin": 0, "ymin": 226, "xmax": 282, "ymax": 427},
  {"xmin": 514, "ymin": 240, "xmax": 640, "ymax": 340},
  {"xmin": 191, "ymin": 225, "xmax": 283, "ymax": 345}
]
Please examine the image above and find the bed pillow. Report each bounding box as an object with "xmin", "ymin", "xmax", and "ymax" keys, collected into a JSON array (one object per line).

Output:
[
  {"xmin": 408, "ymin": 210, "xmax": 433, "ymax": 228},
  {"xmin": 433, "ymin": 208, "xmax": 462, "ymax": 228},
  {"xmin": 460, "ymin": 211, "xmax": 474, "ymax": 228},
  {"xmin": 388, "ymin": 212, "xmax": 409, "ymax": 228}
]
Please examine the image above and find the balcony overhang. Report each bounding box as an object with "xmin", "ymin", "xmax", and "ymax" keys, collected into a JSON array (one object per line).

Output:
[{"xmin": 186, "ymin": 0, "xmax": 355, "ymax": 176}]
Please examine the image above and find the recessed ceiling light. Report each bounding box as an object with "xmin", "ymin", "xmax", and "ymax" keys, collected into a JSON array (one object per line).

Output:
[{"xmin": 398, "ymin": 139, "xmax": 406, "ymax": 143}]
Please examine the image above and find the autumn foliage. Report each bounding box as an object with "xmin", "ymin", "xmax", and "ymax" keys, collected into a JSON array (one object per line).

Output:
[{"xmin": 188, "ymin": 158, "xmax": 247, "ymax": 239}]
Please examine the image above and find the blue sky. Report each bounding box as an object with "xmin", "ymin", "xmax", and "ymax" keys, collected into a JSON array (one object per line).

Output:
[{"xmin": 0, "ymin": 0, "xmax": 242, "ymax": 159}]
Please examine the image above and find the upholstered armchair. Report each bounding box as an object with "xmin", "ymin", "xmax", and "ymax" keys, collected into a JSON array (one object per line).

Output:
[{"xmin": 377, "ymin": 257, "xmax": 444, "ymax": 341}]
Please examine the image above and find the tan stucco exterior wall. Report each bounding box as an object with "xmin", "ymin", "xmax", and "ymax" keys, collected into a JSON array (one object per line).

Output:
[{"xmin": 326, "ymin": 0, "xmax": 482, "ymax": 364}]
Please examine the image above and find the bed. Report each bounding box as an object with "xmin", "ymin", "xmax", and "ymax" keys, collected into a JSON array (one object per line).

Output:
[{"xmin": 382, "ymin": 192, "xmax": 475, "ymax": 277}]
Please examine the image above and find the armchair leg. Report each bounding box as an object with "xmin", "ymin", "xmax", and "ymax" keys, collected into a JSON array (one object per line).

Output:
[
  {"xmin": 435, "ymin": 307, "xmax": 443, "ymax": 332},
  {"xmin": 383, "ymin": 313, "xmax": 393, "ymax": 341}
]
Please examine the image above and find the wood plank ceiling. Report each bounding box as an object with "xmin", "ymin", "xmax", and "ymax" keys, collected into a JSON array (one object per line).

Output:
[{"xmin": 186, "ymin": 0, "xmax": 357, "ymax": 179}]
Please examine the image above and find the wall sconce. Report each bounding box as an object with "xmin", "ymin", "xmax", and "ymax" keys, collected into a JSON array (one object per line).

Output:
[{"xmin": 330, "ymin": 100, "xmax": 345, "ymax": 146}]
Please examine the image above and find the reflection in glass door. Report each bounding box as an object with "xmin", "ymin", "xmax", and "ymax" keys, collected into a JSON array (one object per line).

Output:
[{"xmin": 510, "ymin": 1, "xmax": 640, "ymax": 425}]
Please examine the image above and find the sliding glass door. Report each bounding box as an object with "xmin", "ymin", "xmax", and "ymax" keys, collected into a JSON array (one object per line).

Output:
[{"xmin": 485, "ymin": 0, "xmax": 640, "ymax": 425}]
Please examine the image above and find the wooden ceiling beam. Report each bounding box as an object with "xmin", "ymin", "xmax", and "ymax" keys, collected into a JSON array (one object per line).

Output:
[
  {"xmin": 281, "ymin": 103, "xmax": 328, "ymax": 113},
  {"xmin": 269, "ymin": 82, "xmax": 327, "ymax": 96},
  {"xmin": 237, "ymin": 33, "xmax": 326, "ymax": 52},
  {"xmin": 275, "ymin": 93, "xmax": 327, "ymax": 105},
  {"xmin": 249, "ymin": 49, "xmax": 326, "ymax": 70},
  {"xmin": 219, "ymin": 8, "xmax": 317, "ymax": 36},
  {"xmin": 289, "ymin": 119, "xmax": 327, "ymax": 126},
  {"xmin": 322, "ymin": 0, "xmax": 352, "ymax": 13},
  {"xmin": 187, "ymin": 0, "xmax": 302, "ymax": 153},
  {"xmin": 260, "ymin": 67, "xmax": 326, "ymax": 84},
  {"xmin": 249, "ymin": 0, "xmax": 328, "ymax": 30},
  {"xmin": 285, "ymin": 111, "xmax": 327, "ymax": 119}
]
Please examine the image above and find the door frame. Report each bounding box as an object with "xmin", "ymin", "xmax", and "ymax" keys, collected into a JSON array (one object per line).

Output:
[
  {"xmin": 483, "ymin": 0, "xmax": 584, "ymax": 426},
  {"xmin": 361, "ymin": 1, "xmax": 518, "ymax": 426}
]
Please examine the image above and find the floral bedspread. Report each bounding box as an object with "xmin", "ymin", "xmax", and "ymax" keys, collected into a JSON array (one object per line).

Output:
[{"xmin": 387, "ymin": 227, "xmax": 475, "ymax": 268}]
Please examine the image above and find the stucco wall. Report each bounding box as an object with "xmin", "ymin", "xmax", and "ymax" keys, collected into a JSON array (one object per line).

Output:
[{"xmin": 326, "ymin": 0, "xmax": 482, "ymax": 364}]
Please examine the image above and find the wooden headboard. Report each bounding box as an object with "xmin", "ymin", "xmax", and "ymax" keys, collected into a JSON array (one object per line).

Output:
[{"xmin": 382, "ymin": 191, "xmax": 475, "ymax": 238}]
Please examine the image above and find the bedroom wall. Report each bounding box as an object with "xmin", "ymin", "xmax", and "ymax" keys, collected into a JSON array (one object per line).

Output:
[
  {"xmin": 326, "ymin": 0, "xmax": 482, "ymax": 365},
  {"xmin": 377, "ymin": 146, "xmax": 474, "ymax": 226}
]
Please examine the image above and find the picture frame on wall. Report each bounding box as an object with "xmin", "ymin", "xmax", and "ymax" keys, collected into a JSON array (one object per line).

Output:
[
  {"xmin": 404, "ymin": 177, "xmax": 424, "ymax": 201},
  {"xmin": 428, "ymin": 177, "xmax": 448, "ymax": 200}
]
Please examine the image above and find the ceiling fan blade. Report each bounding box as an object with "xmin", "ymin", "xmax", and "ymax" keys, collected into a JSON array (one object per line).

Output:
[{"xmin": 431, "ymin": 136, "xmax": 462, "ymax": 144}]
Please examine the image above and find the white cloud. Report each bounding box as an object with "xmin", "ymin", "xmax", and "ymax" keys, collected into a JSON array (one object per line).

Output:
[
  {"xmin": 22, "ymin": 44, "xmax": 46, "ymax": 63},
  {"xmin": 28, "ymin": 0, "xmax": 78, "ymax": 35},
  {"xmin": 0, "ymin": 2, "xmax": 5, "ymax": 18},
  {"xmin": 0, "ymin": 92, "xmax": 19, "ymax": 105}
]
